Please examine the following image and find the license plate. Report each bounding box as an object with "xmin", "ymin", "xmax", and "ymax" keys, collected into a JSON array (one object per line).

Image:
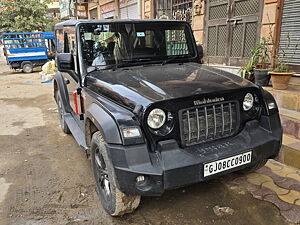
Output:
[{"xmin": 204, "ymin": 151, "xmax": 252, "ymax": 177}]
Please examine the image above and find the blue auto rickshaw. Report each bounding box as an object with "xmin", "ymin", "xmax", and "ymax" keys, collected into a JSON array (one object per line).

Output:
[{"xmin": 1, "ymin": 32, "xmax": 55, "ymax": 73}]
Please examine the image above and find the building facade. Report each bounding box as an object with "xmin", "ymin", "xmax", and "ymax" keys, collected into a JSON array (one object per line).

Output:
[
  {"xmin": 82, "ymin": 0, "xmax": 299, "ymax": 72},
  {"xmin": 59, "ymin": 0, "xmax": 88, "ymax": 20},
  {"xmin": 140, "ymin": 0, "xmax": 300, "ymax": 73}
]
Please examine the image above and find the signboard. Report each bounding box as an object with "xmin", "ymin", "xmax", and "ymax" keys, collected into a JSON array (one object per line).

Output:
[
  {"xmin": 59, "ymin": 0, "xmax": 71, "ymax": 19},
  {"xmin": 100, "ymin": 2, "xmax": 115, "ymax": 13}
]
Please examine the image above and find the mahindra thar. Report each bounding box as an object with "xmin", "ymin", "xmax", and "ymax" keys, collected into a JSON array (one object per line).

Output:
[{"xmin": 53, "ymin": 19, "xmax": 282, "ymax": 216}]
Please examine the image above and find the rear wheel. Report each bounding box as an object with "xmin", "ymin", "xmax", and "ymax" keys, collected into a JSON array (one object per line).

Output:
[
  {"xmin": 22, "ymin": 62, "xmax": 33, "ymax": 73},
  {"xmin": 91, "ymin": 131, "xmax": 140, "ymax": 216},
  {"xmin": 56, "ymin": 93, "xmax": 70, "ymax": 134}
]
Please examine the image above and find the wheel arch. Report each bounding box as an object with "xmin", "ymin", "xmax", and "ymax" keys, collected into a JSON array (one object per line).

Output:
[
  {"xmin": 21, "ymin": 61, "xmax": 33, "ymax": 67},
  {"xmin": 85, "ymin": 103, "xmax": 123, "ymax": 147}
]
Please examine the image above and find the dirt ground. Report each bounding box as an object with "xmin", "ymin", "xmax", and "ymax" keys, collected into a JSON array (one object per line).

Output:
[{"xmin": 0, "ymin": 71, "xmax": 293, "ymax": 225}]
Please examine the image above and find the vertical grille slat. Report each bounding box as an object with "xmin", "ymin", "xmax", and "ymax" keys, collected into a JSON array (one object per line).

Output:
[
  {"xmin": 229, "ymin": 102, "xmax": 233, "ymax": 133},
  {"xmin": 221, "ymin": 103, "xmax": 225, "ymax": 135},
  {"xmin": 204, "ymin": 106, "xmax": 209, "ymax": 139},
  {"xmin": 196, "ymin": 108, "xmax": 200, "ymax": 141},
  {"xmin": 187, "ymin": 110, "xmax": 191, "ymax": 143},
  {"xmin": 213, "ymin": 105, "xmax": 217, "ymax": 138},
  {"xmin": 181, "ymin": 101, "xmax": 238, "ymax": 146}
]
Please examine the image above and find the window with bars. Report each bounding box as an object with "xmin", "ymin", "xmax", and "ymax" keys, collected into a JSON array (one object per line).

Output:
[{"xmin": 172, "ymin": 0, "xmax": 193, "ymax": 23}]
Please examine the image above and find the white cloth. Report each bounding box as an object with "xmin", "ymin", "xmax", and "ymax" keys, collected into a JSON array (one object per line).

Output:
[{"xmin": 92, "ymin": 54, "xmax": 106, "ymax": 66}]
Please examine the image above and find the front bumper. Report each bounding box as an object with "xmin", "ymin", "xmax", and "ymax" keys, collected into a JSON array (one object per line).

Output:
[{"xmin": 108, "ymin": 114, "xmax": 282, "ymax": 196}]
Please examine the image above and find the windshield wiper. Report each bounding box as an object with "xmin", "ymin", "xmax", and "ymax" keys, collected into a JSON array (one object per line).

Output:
[
  {"xmin": 161, "ymin": 55, "xmax": 192, "ymax": 65},
  {"xmin": 121, "ymin": 58, "xmax": 153, "ymax": 63},
  {"xmin": 111, "ymin": 58, "xmax": 153, "ymax": 70}
]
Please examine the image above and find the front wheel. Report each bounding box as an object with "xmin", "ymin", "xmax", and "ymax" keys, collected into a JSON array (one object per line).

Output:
[
  {"xmin": 56, "ymin": 93, "xmax": 70, "ymax": 134},
  {"xmin": 237, "ymin": 159, "xmax": 268, "ymax": 174},
  {"xmin": 91, "ymin": 131, "xmax": 140, "ymax": 216},
  {"xmin": 22, "ymin": 62, "xmax": 33, "ymax": 73}
]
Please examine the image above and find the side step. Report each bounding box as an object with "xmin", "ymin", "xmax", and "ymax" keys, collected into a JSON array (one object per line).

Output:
[{"xmin": 64, "ymin": 113, "xmax": 88, "ymax": 151}]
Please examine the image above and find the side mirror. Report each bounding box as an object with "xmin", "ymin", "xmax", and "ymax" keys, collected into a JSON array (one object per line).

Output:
[
  {"xmin": 197, "ymin": 45, "xmax": 204, "ymax": 62},
  {"xmin": 56, "ymin": 53, "xmax": 74, "ymax": 72}
]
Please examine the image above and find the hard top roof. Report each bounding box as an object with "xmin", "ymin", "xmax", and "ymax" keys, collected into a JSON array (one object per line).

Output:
[{"xmin": 54, "ymin": 19, "xmax": 189, "ymax": 29}]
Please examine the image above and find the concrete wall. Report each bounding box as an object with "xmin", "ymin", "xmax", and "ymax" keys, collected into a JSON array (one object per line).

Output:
[{"xmin": 191, "ymin": 0, "xmax": 205, "ymax": 45}]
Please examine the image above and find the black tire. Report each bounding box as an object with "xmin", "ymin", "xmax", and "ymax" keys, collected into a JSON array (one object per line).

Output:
[
  {"xmin": 22, "ymin": 62, "xmax": 33, "ymax": 73},
  {"xmin": 56, "ymin": 93, "xmax": 71, "ymax": 134},
  {"xmin": 91, "ymin": 131, "xmax": 140, "ymax": 216},
  {"xmin": 237, "ymin": 159, "xmax": 268, "ymax": 174}
]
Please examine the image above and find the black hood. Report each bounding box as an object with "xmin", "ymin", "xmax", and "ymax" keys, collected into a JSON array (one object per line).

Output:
[{"xmin": 85, "ymin": 63, "xmax": 255, "ymax": 109}]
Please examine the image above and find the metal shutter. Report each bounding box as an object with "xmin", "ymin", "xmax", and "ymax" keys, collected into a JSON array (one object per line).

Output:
[
  {"xmin": 102, "ymin": 10, "xmax": 115, "ymax": 19},
  {"xmin": 120, "ymin": 2, "xmax": 138, "ymax": 19},
  {"xmin": 279, "ymin": 0, "xmax": 300, "ymax": 65}
]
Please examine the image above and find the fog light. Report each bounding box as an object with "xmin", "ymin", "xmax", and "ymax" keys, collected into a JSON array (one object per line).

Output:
[
  {"xmin": 136, "ymin": 175, "xmax": 145, "ymax": 184},
  {"xmin": 135, "ymin": 175, "xmax": 152, "ymax": 192}
]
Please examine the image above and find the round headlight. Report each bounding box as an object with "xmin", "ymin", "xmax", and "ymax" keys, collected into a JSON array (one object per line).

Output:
[
  {"xmin": 243, "ymin": 93, "xmax": 254, "ymax": 111},
  {"xmin": 147, "ymin": 108, "xmax": 166, "ymax": 129}
]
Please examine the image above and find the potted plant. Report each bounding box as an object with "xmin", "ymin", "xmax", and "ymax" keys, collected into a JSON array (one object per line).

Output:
[
  {"xmin": 269, "ymin": 59, "xmax": 294, "ymax": 90},
  {"xmin": 269, "ymin": 33, "xmax": 298, "ymax": 90},
  {"xmin": 240, "ymin": 51, "xmax": 257, "ymax": 83},
  {"xmin": 253, "ymin": 37, "xmax": 271, "ymax": 86}
]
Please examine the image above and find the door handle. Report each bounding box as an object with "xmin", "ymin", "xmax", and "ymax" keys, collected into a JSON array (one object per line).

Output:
[
  {"xmin": 64, "ymin": 79, "xmax": 70, "ymax": 85},
  {"xmin": 227, "ymin": 18, "xmax": 242, "ymax": 27}
]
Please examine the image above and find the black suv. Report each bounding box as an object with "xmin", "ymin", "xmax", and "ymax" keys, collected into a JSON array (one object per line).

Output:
[{"xmin": 54, "ymin": 19, "xmax": 282, "ymax": 216}]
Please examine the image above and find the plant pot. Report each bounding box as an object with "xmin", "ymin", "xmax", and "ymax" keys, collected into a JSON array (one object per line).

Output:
[
  {"xmin": 269, "ymin": 72, "xmax": 294, "ymax": 90},
  {"xmin": 242, "ymin": 71, "xmax": 255, "ymax": 83},
  {"xmin": 254, "ymin": 69, "xmax": 270, "ymax": 86}
]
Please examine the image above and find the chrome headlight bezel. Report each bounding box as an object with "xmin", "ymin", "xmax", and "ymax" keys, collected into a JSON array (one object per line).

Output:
[
  {"xmin": 243, "ymin": 93, "xmax": 254, "ymax": 111},
  {"xmin": 147, "ymin": 108, "xmax": 166, "ymax": 129}
]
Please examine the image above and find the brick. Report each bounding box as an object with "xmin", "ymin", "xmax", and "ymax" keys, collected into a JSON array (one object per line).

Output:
[
  {"xmin": 193, "ymin": 15, "xmax": 204, "ymax": 30},
  {"xmin": 262, "ymin": 181, "xmax": 290, "ymax": 195},
  {"xmin": 264, "ymin": 0, "xmax": 278, "ymax": 4},
  {"xmin": 281, "ymin": 117, "xmax": 300, "ymax": 139},
  {"xmin": 275, "ymin": 178, "xmax": 300, "ymax": 191},
  {"xmin": 265, "ymin": 160, "xmax": 284, "ymax": 172},
  {"xmin": 295, "ymin": 199, "xmax": 300, "ymax": 206},
  {"xmin": 193, "ymin": 30, "xmax": 204, "ymax": 45},
  {"xmin": 280, "ymin": 206, "xmax": 300, "ymax": 224},
  {"xmin": 263, "ymin": 194, "xmax": 293, "ymax": 211},
  {"xmin": 286, "ymin": 173, "xmax": 300, "ymax": 181},
  {"xmin": 278, "ymin": 190, "xmax": 300, "ymax": 205},
  {"xmin": 231, "ymin": 177, "xmax": 261, "ymax": 192},
  {"xmin": 262, "ymin": 3, "xmax": 277, "ymax": 24},
  {"xmin": 280, "ymin": 146, "xmax": 300, "ymax": 170},
  {"xmin": 282, "ymin": 94, "xmax": 299, "ymax": 111},
  {"xmin": 247, "ymin": 173, "xmax": 272, "ymax": 186},
  {"xmin": 257, "ymin": 166, "xmax": 285, "ymax": 183},
  {"xmin": 290, "ymin": 184, "xmax": 300, "ymax": 192},
  {"xmin": 252, "ymin": 186, "xmax": 275, "ymax": 199},
  {"xmin": 260, "ymin": 24, "xmax": 275, "ymax": 40}
]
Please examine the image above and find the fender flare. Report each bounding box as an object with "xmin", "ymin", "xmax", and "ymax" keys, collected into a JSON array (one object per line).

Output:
[
  {"xmin": 53, "ymin": 71, "xmax": 72, "ymax": 113},
  {"xmin": 85, "ymin": 103, "xmax": 122, "ymax": 145}
]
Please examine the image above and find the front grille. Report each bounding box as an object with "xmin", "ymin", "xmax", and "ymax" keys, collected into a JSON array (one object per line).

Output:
[{"xmin": 180, "ymin": 101, "xmax": 239, "ymax": 146}]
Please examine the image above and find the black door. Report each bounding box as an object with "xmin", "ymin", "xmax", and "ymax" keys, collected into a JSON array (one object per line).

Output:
[
  {"xmin": 205, "ymin": 0, "xmax": 262, "ymax": 66},
  {"xmin": 62, "ymin": 29, "xmax": 82, "ymax": 120}
]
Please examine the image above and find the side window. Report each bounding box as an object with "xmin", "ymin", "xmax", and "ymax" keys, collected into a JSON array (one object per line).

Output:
[
  {"xmin": 56, "ymin": 29, "xmax": 64, "ymax": 53},
  {"xmin": 64, "ymin": 32, "xmax": 76, "ymax": 54},
  {"xmin": 165, "ymin": 30, "xmax": 189, "ymax": 56},
  {"xmin": 68, "ymin": 33, "xmax": 76, "ymax": 54}
]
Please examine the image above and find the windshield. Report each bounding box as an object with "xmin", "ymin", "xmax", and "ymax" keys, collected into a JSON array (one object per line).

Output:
[{"xmin": 78, "ymin": 22, "xmax": 197, "ymax": 73}]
